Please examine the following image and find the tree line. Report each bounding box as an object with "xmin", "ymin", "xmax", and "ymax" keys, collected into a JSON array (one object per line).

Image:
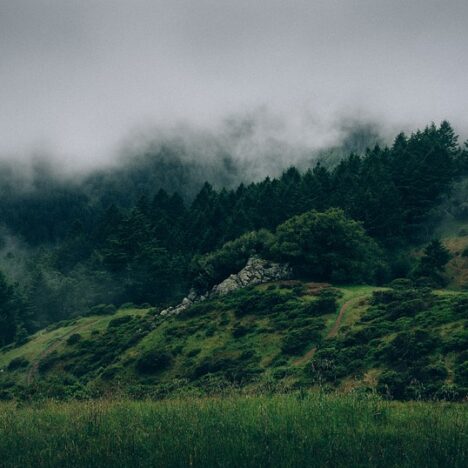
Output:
[{"xmin": 0, "ymin": 121, "xmax": 466, "ymax": 346}]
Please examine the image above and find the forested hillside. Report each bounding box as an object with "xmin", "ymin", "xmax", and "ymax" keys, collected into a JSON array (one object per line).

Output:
[{"xmin": 0, "ymin": 122, "xmax": 467, "ymax": 347}]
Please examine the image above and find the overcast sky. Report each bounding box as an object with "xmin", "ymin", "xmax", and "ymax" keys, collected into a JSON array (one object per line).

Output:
[{"xmin": 1, "ymin": 0, "xmax": 467, "ymax": 168}]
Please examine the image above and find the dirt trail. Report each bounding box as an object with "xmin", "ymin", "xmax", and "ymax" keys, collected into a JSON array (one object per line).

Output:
[
  {"xmin": 26, "ymin": 318, "xmax": 101, "ymax": 385},
  {"xmin": 293, "ymin": 296, "xmax": 363, "ymax": 365}
]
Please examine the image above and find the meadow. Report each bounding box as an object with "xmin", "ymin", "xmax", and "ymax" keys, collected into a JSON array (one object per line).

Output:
[{"xmin": 0, "ymin": 393, "xmax": 466, "ymax": 468}]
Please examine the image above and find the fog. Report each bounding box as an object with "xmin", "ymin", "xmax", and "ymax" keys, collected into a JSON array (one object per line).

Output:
[{"xmin": 1, "ymin": 0, "xmax": 467, "ymax": 171}]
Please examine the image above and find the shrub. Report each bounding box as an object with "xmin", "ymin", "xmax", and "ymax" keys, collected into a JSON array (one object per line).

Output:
[
  {"xmin": 282, "ymin": 326, "xmax": 322, "ymax": 355},
  {"xmin": 186, "ymin": 348, "xmax": 201, "ymax": 358},
  {"xmin": 454, "ymin": 361, "xmax": 468, "ymax": 387},
  {"xmin": 183, "ymin": 302, "xmax": 215, "ymax": 319},
  {"xmin": 389, "ymin": 278, "xmax": 414, "ymax": 289},
  {"xmin": 66, "ymin": 333, "xmax": 82, "ymax": 345},
  {"xmin": 136, "ymin": 351, "xmax": 172, "ymax": 374},
  {"xmin": 108, "ymin": 315, "xmax": 133, "ymax": 328},
  {"xmin": 204, "ymin": 325, "xmax": 216, "ymax": 337},
  {"xmin": 302, "ymin": 295, "xmax": 337, "ymax": 316},
  {"xmin": 462, "ymin": 246, "xmax": 468, "ymax": 257},
  {"xmin": 442, "ymin": 329, "xmax": 468, "ymax": 352},
  {"xmin": 232, "ymin": 325, "xmax": 249, "ymax": 338},
  {"xmin": 38, "ymin": 351, "xmax": 60, "ymax": 373},
  {"xmin": 377, "ymin": 370, "xmax": 409, "ymax": 399},
  {"xmin": 101, "ymin": 365, "xmax": 122, "ymax": 380},
  {"xmin": 88, "ymin": 304, "xmax": 117, "ymax": 316},
  {"xmin": 233, "ymin": 289, "xmax": 291, "ymax": 317},
  {"xmin": 452, "ymin": 297, "xmax": 468, "ymax": 318},
  {"xmin": 378, "ymin": 329, "xmax": 439, "ymax": 365},
  {"xmin": 7, "ymin": 357, "xmax": 29, "ymax": 371},
  {"xmin": 416, "ymin": 364, "xmax": 448, "ymax": 383}
]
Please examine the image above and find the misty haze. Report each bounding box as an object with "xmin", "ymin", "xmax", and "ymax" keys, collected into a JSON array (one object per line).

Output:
[{"xmin": 0, "ymin": 2, "xmax": 467, "ymax": 467}]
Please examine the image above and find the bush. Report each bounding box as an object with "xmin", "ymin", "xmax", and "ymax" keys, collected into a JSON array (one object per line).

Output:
[
  {"xmin": 442, "ymin": 329, "xmax": 468, "ymax": 352},
  {"xmin": 452, "ymin": 297, "xmax": 468, "ymax": 318},
  {"xmin": 232, "ymin": 325, "xmax": 249, "ymax": 338},
  {"xmin": 233, "ymin": 289, "xmax": 291, "ymax": 317},
  {"xmin": 282, "ymin": 326, "xmax": 322, "ymax": 355},
  {"xmin": 416, "ymin": 364, "xmax": 448, "ymax": 383},
  {"xmin": 88, "ymin": 304, "xmax": 117, "ymax": 316},
  {"xmin": 183, "ymin": 302, "xmax": 215, "ymax": 319},
  {"xmin": 66, "ymin": 333, "xmax": 82, "ymax": 345},
  {"xmin": 136, "ymin": 351, "xmax": 172, "ymax": 374},
  {"xmin": 378, "ymin": 329, "xmax": 439, "ymax": 365},
  {"xmin": 389, "ymin": 278, "xmax": 414, "ymax": 289},
  {"xmin": 461, "ymin": 246, "xmax": 468, "ymax": 257},
  {"xmin": 204, "ymin": 325, "xmax": 216, "ymax": 337},
  {"xmin": 186, "ymin": 348, "xmax": 201, "ymax": 358},
  {"xmin": 377, "ymin": 370, "xmax": 409, "ymax": 399},
  {"xmin": 7, "ymin": 357, "xmax": 29, "ymax": 371},
  {"xmin": 454, "ymin": 361, "xmax": 468, "ymax": 387},
  {"xmin": 101, "ymin": 365, "xmax": 122, "ymax": 380},
  {"xmin": 302, "ymin": 295, "xmax": 337, "ymax": 316},
  {"xmin": 38, "ymin": 351, "xmax": 60, "ymax": 373},
  {"xmin": 108, "ymin": 315, "xmax": 133, "ymax": 328},
  {"xmin": 193, "ymin": 351, "xmax": 261, "ymax": 383}
]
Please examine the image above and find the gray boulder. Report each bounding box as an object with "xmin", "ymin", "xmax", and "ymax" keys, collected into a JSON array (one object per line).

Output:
[{"xmin": 157, "ymin": 256, "xmax": 291, "ymax": 317}]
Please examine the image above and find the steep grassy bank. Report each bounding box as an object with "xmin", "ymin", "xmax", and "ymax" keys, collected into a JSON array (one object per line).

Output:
[{"xmin": 0, "ymin": 394, "xmax": 466, "ymax": 468}]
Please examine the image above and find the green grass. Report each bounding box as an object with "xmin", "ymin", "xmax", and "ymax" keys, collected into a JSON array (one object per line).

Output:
[
  {"xmin": 0, "ymin": 393, "xmax": 466, "ymax": 468},
  {"xmin": 0, "ymin": 308, "xmax": 149, "ymax": 370}
]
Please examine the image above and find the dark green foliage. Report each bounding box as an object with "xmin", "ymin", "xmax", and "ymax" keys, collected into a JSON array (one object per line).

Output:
[
  {"xmin": 108, "ymin": 315, "xmax": 133, "ymax": 328},
  {"xmin": 377, "ymin": 371, "xmax": 408, "ymax": 400},
  {"xmin": 270, "ymin": 209, "xmax": 386, "ymax": 283},
  {"xmin": 378, "ymin": 329, "xmax": 439, "ymax": 365},
  {"xmin": 443, "ymin": 329, "xmax": 468, "ymax": 352},
  {"xmin": 282, "ymin": 324, "xmax": 324, "ymax": 355},
  {"xmin": 183, "ymin": 302, "xmax": 216, "ymax": 319},
  {"xmin": 88, "ymin": 304, "xmax": 117, "ymax": 316},
  {"xmin": 192, "ymin": 350, "xmax": 261, "ymax": 383},
  {"xmin": 7, "ymin": 357, "xmax": 29, "ymax": 371},
  {"xmin": 0, "ymin": 271, "xmax": 29, "ymax": 347},
  {"xmin": 307, "ymin": 284, "xmax": 467, "ymax": 400},
  {"xmin": 413, "ymin": 239, "xmax": 451, "ymax": 286},
  {"xmin": 225, "ymin": 287, "xmax": 295, "ymax": 317},
  {"xmin": 232, "ymin": 325, "xmax": 249, "ymax": 338},
  {"xmin": 301, "ymin": 293, "xmax": 338, "ymax": 316},
  {"xmin": 454, "ymin": 361, "xmax": 468, "ymax": 387},
  {"xmin": 39, "ymin": 351, "xmax": 60, "ymax": 373},
  {"xmin": 66, "ymin": 333, "xmax": 82, "ymax": 345},
  {"xmin": 136, "ymin": 351, "xmax": 172, "ymax": 374},
  {"xmin": 0, "ymin": 122, "xmax": 461, "ymax": 334},
  {"xmin": 190, "ymin": 230, "xmax": 274, "ymax": 290}
]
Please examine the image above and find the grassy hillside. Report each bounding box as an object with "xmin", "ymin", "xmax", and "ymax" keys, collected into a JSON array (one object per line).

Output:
[
  {"xmin": 0, "ymin": 394, "xmax": 466, "ymax": 468},
  {"xmin": 1, "ymin": 282, "xmax": 466, "ymax": 401}
]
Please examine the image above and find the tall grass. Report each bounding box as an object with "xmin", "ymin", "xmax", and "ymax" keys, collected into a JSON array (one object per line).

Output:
[{"xmin": 0, "ymin": 393, "xmax": 466, "ymax": 467}]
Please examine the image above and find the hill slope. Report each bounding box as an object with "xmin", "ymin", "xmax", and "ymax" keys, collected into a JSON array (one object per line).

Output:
[{"xmin": 1, "ymin": 282, "xmax": 466, "ymax": 401}]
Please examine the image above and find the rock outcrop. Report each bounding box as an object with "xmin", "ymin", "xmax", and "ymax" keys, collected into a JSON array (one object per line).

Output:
[
  {"xmin": 211, "ymin": 257, "xmax": 292, "ymax": 296},
  {"xmin": 158, "ymin": 256, "xmax": 291, "ymax": 317}
]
